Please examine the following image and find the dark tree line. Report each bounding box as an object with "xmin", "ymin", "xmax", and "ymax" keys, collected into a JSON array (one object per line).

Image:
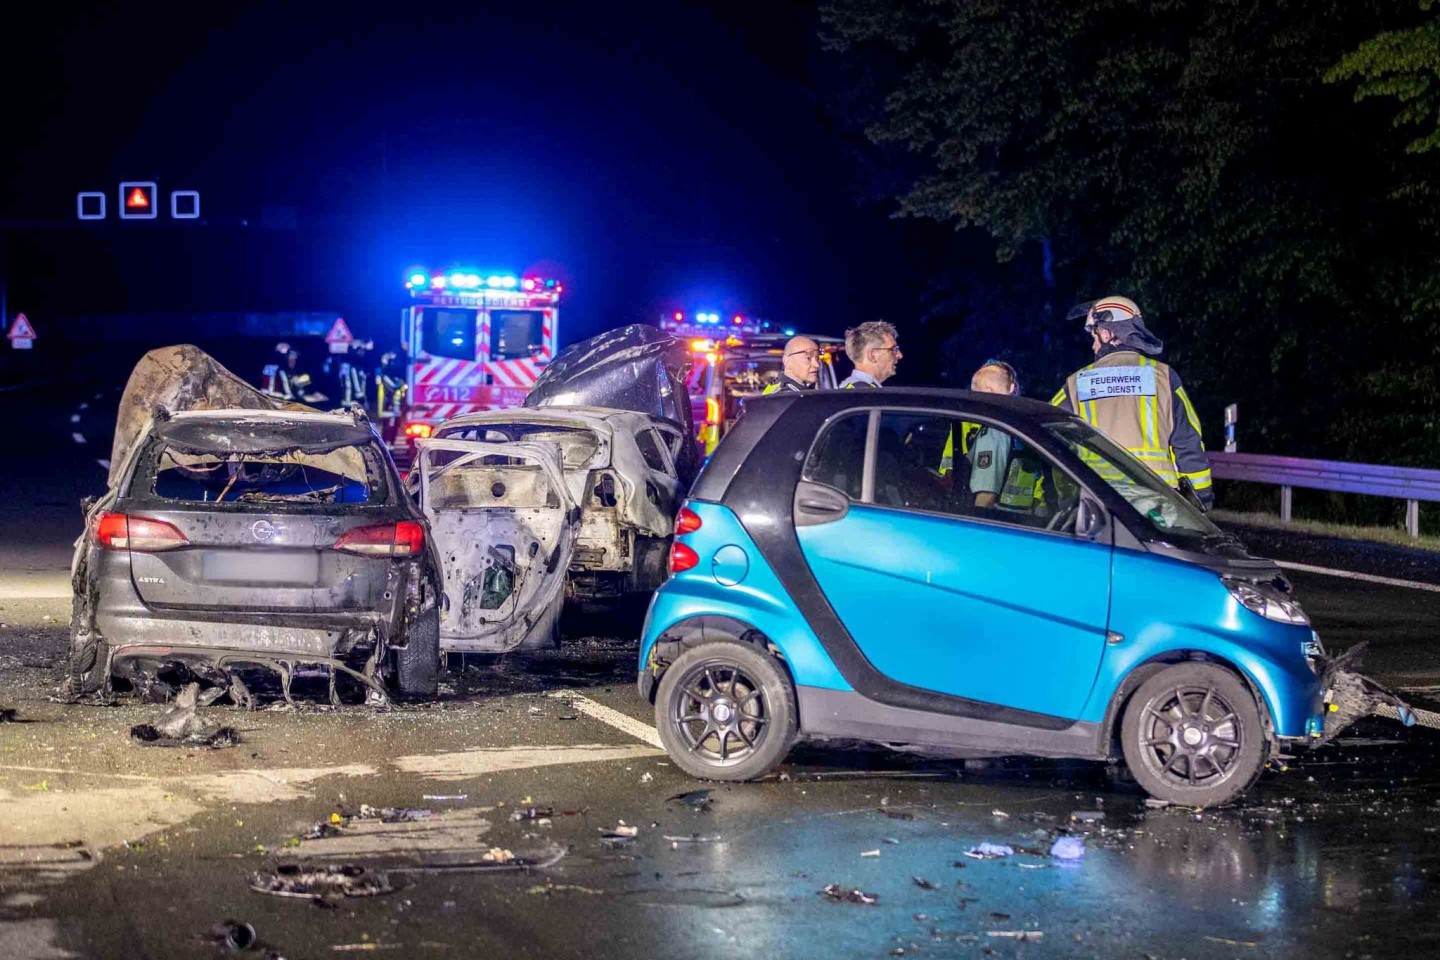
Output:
[{"xmin": 819, "ymin": 0, "xmax": 1440, "ymax": 473}]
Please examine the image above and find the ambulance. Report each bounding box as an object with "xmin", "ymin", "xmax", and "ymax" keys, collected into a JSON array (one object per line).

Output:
[
  {"xmin": 658, "ymin": 312, "xmax": 842, "ymax": 455},
  {"xmin": 398, "ymin": 269, "xmax": 561, "ymax": 442}
]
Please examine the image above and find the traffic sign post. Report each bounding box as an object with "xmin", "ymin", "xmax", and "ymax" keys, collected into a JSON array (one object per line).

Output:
[
  {"xmin": 8, "ymin": 312, "xmax": 36, "ymax": 350},
  {"xmin": 325, "ymin": 317, "xmax": 354, "ymax": 354}
]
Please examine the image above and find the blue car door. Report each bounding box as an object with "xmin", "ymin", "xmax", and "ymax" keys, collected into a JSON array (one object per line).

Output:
[{"xmin": 794, "ymin": 410, "xmax": 1111, "ymax": 720}]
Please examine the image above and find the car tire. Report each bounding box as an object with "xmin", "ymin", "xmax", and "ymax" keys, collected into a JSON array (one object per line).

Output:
[
  {"xmin": 655, "ymin": 640, "xmax": 798, "ymax": 782},
  {"xmin": 1120, "ymin": 662, "xmax": 1269, "ymax": 808},
  {"xmin": 66, "ymin": 590, "xmax": 106, "ymax": 695},
  {"xmin": 394, "ymin": 607, "xmax": 440, "ymax": 697}
]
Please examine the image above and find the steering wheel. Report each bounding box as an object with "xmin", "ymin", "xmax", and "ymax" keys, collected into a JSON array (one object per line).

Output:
[{"xmin": 1046, "ymin": 502, "xmax": 1079, "ymax": 533}]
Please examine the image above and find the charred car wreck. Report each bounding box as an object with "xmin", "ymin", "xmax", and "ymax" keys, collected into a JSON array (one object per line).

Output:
[{"xmin": 68, "ymin": 346, "xmax": 443, "ymax": 704}]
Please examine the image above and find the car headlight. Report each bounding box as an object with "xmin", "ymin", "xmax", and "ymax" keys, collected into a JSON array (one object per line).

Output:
[{"xmin": 1224, "ymin": 578, "xmax": 1310, "ymax": 625}]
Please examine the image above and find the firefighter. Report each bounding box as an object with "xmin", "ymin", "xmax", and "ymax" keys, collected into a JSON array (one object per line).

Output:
[
  {"xmin": 375, "ymin": 350, "xmax": 407, "ymax": 440},
  {"xmin": 338, "ymin": 340, "xmax": 372, "ymax": 411},
  {"xmin": 261, "ymin": 343, "xmax": 300, "ymax": 400},
  {"xmin": 762, "ymin": 335, "xmax": 821, "ymax": 394},
  {"xmin": 838, "ymin": 321, "xmax": 901, "ymax": 388},
  {"xmin": 1050, "ymin": 296, "xmax": 1213, "ymax": 509}
]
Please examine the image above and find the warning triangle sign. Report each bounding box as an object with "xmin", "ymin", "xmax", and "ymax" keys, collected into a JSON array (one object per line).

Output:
[
  {"xmin": 126, "ymin": 187, "xmax": 150, "ymax": 208},
  {"xmin": 325, "ymin": 317, "xmax": 354, "ymax": 344},
  {"xmin": 7, "ymin": 313, "xmax": 36, "ymax": 340}
]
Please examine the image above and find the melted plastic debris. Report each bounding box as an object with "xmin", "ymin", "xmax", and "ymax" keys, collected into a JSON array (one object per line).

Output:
[
  {"xmin": 964, "ymin": 843, "xmax": 1014, "ymax": 860},
  {"xmin": 820, "ymin": 884, "xmax": 879, "ymax": 905},
  {"xmin": 249, "ymin": 864, "xmax": 396, "ymax": 903}
]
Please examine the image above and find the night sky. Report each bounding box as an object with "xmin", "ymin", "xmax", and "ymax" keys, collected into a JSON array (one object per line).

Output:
[{"xmin": 0, "ymin": 1, "xmax": 910, "ymax": 350}]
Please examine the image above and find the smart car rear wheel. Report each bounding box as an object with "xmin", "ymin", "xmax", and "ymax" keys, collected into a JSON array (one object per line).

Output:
[
  {"xmin": 656, "ymin": 641, "xmax": 797, "ymax": 781},
  {"xmin": 1121, "ymin": 663, "xmax": 1268, "ymax": 808}
]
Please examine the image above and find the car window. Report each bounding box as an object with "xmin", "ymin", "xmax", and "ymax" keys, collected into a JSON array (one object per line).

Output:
[
  {"xmin": 1044, "ymin": 419, "xmax": 1217, "ymax": 540},
  {"xmin": 870, "ymin": 412, "xmax": 1081, "ymax": 533},
  {"xmin": 635, "ymin": 428, "xmax": 672, "ymax": 475},
  {"xmin": 803, "ymin": 412, "xmax": 868, "ymax": 500},
  {"xmin": 420, "ymin": 308, "xmax": 477, "ymax": 361},
  {"xmin": 147, "ymin": 443, "xmax": 382, "ymax": 507},
  {"xmin": 655, "ymin": 425, "xmax": 686, "ymax": 461}
]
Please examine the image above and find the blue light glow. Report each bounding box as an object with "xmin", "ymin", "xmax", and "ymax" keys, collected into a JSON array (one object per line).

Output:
[
  {"xmin": 783, "ymin": 328, "xmax": 796, "ymax": 336},
  {"xmin": 408, "ymin": 272, "xmax": 428, "ymax": 287}
]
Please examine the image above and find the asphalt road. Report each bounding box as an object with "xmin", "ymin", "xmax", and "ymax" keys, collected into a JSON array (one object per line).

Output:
[{"xmin": 3, "ymin": 379, "xmax": 1440, "ymax": 959}]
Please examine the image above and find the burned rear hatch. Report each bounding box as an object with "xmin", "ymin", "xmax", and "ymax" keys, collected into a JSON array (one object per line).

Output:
[
  {"xmin": 417, "ymin": 438, "xmax": 577, "ymax": 652},
  {"xmin": 119, "ymin": 415, "xmax": 404, "ymax": 615}
]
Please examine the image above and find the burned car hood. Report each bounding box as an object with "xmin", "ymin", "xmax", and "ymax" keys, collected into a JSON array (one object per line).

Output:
[
  {"xmin": 109, "ymin": 345, "xmax": 312, "ymax": 488},
  {"xmin": 524, "ymin": 324, "xmax": 694, "ymax": 431},
  {"xmin": 524, "ymin": 324, "xmax": 698, "ymax": 483},
  {"xmin": 155, "ymin": 413, "xmax": 375, "ymax": 456}
]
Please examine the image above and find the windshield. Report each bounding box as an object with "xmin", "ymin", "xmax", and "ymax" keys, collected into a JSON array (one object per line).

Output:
[
  {"xmin": 1043, "ymin": 420, "xmax": 1220, "ymax": 540},
  {"xmin": 434, "ymin": 422, "xmax": 601, "ymax": 469},
  {"xmin": 723, "ymin": 355, "xmax": 782, "ymax": 397},
  {"xmin": 144, "ymin": 442, "xmax": 384, "ymax": 507}
]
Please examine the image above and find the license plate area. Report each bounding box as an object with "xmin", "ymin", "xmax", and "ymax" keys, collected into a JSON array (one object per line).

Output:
[{"xmin": 202, "ymin": 551, "xmax": 321, "ymax": 585}]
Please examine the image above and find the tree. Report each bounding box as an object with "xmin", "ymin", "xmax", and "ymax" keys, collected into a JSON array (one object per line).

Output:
[
  {"xmin": 820, "ymin": 0, "xmax": 1440, "ymax": 471},
  {"xmin": 1328, "ymin": 2, "xmax": 1440, "ymax": 154}
]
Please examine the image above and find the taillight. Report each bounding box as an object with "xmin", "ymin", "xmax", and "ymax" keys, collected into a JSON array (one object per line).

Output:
[
  {"xmin": 669, "ymin": 542, "xmax": 699, "ymax": 574},
  {"xmin": 675, "ymin": 506, "xmax": 702, "ymax": 535},
  {"xmin": 334, "ymin": 521, "xmax": 425, "ymax": 557},
  {"xmin": 95, "ymin": 513, "xmax": 189, "ymax": 552},
  {"xmin": 404, "ymin": 422, "xmax": 433, "ymax": 439}
]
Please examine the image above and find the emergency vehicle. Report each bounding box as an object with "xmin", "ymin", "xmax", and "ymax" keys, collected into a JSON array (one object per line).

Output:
[
  {"xmin": 398, "ymin": 269, "xmax": 561, "ymax": 441},
  {"xmin": 658, "ymin": 312, "xmax": 842, "ymax": 454}
]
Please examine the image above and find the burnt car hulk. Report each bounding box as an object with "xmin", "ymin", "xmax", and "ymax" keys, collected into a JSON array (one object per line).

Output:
[
  {"xmin": 68, "ymin": 347, "xmax": 442, "ymax": 703},
  {"xmin": 639, "ymin": 388, "xmax": 1430, "ymax": 807},
  {"xmin": 418, "ymin": 406, "xmax": 690, "ymax": 653}
]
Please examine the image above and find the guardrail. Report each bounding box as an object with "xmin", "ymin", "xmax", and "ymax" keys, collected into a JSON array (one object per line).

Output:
[{"xmin": 1208, "ymin": 451, "xmax": 1440, "ymax": 538}]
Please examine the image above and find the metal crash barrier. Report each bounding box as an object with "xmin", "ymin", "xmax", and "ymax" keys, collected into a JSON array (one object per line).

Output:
[{"xmin": 1208, "ymin": 451, "xmax": 1440, "ymax": 539}]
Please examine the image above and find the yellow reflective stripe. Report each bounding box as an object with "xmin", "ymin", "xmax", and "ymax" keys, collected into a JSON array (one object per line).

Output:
[
  {"xmin": 1175, "ymin": 386, "xmax": 1203, "ymax": 436},
  {"xmin": 1181, "ymin": 469, "xmax": 1213, "ymax": 490},
  {"xmin": 1050, "ymin": 387, "xmax": 1068, "ymax": 407}
]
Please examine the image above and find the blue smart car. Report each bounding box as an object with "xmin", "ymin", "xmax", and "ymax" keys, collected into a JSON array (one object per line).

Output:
[{"xmin": 638, "ymin": 388, "xmax": 1328, "ymax": 807}]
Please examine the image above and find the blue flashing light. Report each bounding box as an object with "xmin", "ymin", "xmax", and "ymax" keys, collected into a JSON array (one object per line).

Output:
[
  {"xmin": 783, "ymin": 328, "xmax": 796, "ymax": 336},
  {"xmin": 545, "ymin": 279, "xmax": 557, "ymax": 288},
  {"xmin": 408, "ymin": 272, "xmax": 428, "ymax": 288}
]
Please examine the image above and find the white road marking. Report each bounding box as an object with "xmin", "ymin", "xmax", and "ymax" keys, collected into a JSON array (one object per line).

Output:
[
  {"xmin": 547, "ymin": 690, "xmax": 664, "ymax": 749},
  {"xmin": 1277, "ymin": 560, "xmax": 1440, "ymax": 594},
  {"xmin": 394, "ymin": 743, "xmax": 660, "ymax": 780}
]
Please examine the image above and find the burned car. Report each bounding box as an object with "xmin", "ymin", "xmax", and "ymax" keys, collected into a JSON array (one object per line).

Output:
[
  {"xmin": 68, "ymin": 346, "xmax": 442, "ymax": 702},
  {"xmin": 419, "ymin": 406, "xmax": 689, "ymax": 653}
]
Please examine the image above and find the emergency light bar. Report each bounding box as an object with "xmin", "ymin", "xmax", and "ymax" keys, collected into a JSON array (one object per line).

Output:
[
  {"xmin": 404, "ymin": 269, "xmax": 562, "ymax": 294},
  {"xmin": 663, "ymin": 312, "xmax": 771, "ymax": 339}
]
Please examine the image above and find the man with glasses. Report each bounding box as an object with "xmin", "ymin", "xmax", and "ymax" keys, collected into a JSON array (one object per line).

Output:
[
  {"xmin": 762, "ymin": 335, "xmax": 821, "ymax": 394},
  {"xmin": 838, "ymin": 320, "xmax": 901, "ymax": 388}
]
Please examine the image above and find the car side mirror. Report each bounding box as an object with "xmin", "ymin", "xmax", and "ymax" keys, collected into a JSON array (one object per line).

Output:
[{"xmin": 1075, "ymin": 497, "xmax": 1106, "ymax": 540}]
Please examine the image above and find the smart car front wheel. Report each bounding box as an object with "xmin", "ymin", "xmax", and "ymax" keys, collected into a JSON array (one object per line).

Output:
[
  {"xmin": 656, "ymin": 641, "xmax": 798, "ymax": 781},
  {"xmin": 1120, "ymin": 663, "xmax": 1268, "ymax": 808}
]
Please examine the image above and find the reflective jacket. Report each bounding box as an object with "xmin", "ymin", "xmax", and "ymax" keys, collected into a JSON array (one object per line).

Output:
[
  {"xmin": 761, "ymin": 374, "xmax": 810, "ymax": 395},
  {"xmin": 1050, "ymin": 350, "xmax": 1213, "ymax": 506}
]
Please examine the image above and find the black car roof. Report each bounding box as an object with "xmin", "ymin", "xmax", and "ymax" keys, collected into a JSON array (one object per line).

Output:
[{"xmin": 741, "ymin": 387, "xmax": 1074, "ymax": 422}]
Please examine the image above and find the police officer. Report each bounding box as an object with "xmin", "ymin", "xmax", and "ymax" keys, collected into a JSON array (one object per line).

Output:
[
  {"xmin": 1050, "ymin": 296, "xmax": 1213, "ymax": 509},
  {"xmin": 838, "ymin": 321, "xmax": 900, "ymax": 388},
  {"xmin": 762, "ymin": 336, "xmax": 821, "ymax": 394}
]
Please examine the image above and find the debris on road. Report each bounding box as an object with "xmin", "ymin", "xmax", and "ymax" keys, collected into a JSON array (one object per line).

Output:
[
  {"xmin": 819, "ymin": 884, "xmax": 878, "ymax": 905},
  {"xmin": 130, "ymin": 682, "xmax": 240, "ymax": 747},
  {"xmin": 964, "ymin": 843, "xmax": 1014, "ymax": 860},
  {"xmin": 0, "ymin": 707, "xmax": 17, "ymax": 722},
  {"xmin": 860, "ymin": 849, "xmax": 881, "ymax": 858},
  {"xmin": 509, "ymin": 805, "xmax": 555, "ymax": 823},
  {"xmin": 1049, "ymin": 836, "xmax": 1086, "ymax": 860},
  {"xmin": 1069, "ymin": 810, "xmax": 1106, "ymax": 823},
  {"xmin": 988, "ymin": 931, "xmax": 1044, "ymax": 941},
  {"xmin": 481, "ymin": 848, "xmax": 515, "ymax": 864},
  {"xmin": 250, "ymin": 864, "xmax": 396, "ymax": 903},
  {"xmin": 205, "ymin": 919, "xmax": 257, "ymax": 952},
  {"xmin": 991, "ymin": 809, "xmax": 1010, "ymax": 819},
  {"xmin": 422, "ymin": 795, "xmax": 467, "ymax": 802},
  {"xmin": 911, "ymin": 877, "xmax": 938, "ymax": 890},
  {"xmin": 356, "ymin": 805, "xmax": 432, "ymax": 823},
  {"xmin": 600, "ymin": 821, "xmax": 640, "ymax": 840},
  {"xmin": 880, "ymin": 808, "xmax": 915, "ymax": 821},
  {"xmin": 666, "ymin": 789, "xmax": 714, "ymax": 811},
  {"xmin": 664, "ymin": 834, "xmax": 721, "ymax": 846}
]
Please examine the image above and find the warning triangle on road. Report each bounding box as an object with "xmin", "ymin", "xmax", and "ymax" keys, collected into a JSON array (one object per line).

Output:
[
  {"xmin": 7, "ymin": 313, "xmax": 36, "ymax": 340},
  {"xmin": 325, "ymin": 317, "xmax": 354, "ymax": 345}
]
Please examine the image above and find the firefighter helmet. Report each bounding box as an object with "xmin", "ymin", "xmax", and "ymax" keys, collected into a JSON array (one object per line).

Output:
[{"xmin": 1083, "ymin": 295, "xmax": 1141, "ymax": 331}]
